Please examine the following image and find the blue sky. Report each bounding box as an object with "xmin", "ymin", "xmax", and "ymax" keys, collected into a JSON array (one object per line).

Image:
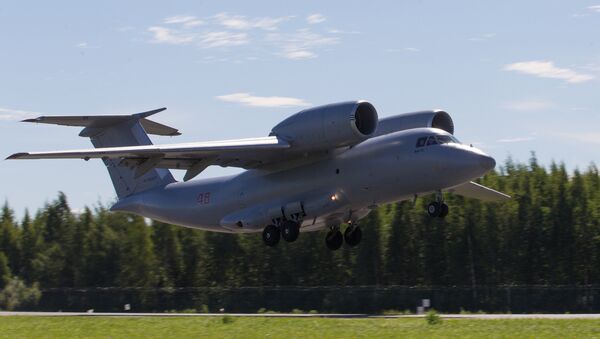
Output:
[{"xmin": 1, "ymin": 1, "xmax": 599, "ymax": 217}]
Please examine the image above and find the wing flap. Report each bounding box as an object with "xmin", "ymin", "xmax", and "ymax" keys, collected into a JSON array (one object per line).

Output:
[{"xmin": 448, "ymin": 181, "xmax": 510, "ymax": 202}]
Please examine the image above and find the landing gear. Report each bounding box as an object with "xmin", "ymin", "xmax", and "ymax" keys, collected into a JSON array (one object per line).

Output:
[
  {"xmin": 325, "ymin": 228, "xmax": 343, "ymax": 250},
  {"xmin": 344, "ymin": 225, "xmax": 362, "ymax": 247},
  {"xmin": 281, "ymin": 220, "xmax": 300, "ymax": 242},
  {"xmin": 427, "ymin": 201, "xmax": 449, "ymax": 218},
  {"xmin": 262, "ymin": 225, "xmax": 280, "ymax": 247},
  {"xmin": 439, "ymin": 203, "xmax": 449, "ymax": 218}
]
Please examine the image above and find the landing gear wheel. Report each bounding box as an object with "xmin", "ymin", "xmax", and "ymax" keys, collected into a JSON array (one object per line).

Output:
[
  {"xmin": 325, "ymin": 229, "xmax": 343, "ymax": 251},
  {"xmin": 344, "ymin": 225, "xmax": 362, "ymax": 247},
  {"xmin": 262, "ymin": 225, "xmax": 280, "ymax": 247},
  {"xmin": 438, "ymin": 203, "xmax": 449, "ymax": 218},
  {"xmin": 281, "ymin": 220, "xmax": 300, "ymax": 242},
  {"xmin": 427, "ymin": 202, "xmax": 441, "ymax": 217}
]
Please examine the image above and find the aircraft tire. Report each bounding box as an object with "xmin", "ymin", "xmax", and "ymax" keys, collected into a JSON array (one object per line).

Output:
[
  {"xmin": 427, "ymin": 202, "xmax": 440, "ymax": 217},
  {"xmin": 325, "ymin": 230, "xmax": 343, "ymax": 250},
  {"xmin": 344, "ymin": 225, "xmax": 362, "ymax": 247},
  {"xmin": 262, "ymin": 225, "xmax": 280, "ymax": 247},
  {"xmin": 281, "ymin": 220, "xmax": 300, "ymax": 242},
  {"xmin": 438, "ymin": 203, "xmax": 449, "ymax": 218}
]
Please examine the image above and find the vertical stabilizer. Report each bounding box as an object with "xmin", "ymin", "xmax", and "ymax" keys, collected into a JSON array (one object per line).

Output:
[{"xmin": 21, "ymin": 108, "xmax": 178, "ymax": 199}]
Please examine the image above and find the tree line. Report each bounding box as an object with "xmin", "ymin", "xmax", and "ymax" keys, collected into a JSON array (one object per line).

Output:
[{"xmin": 0, "ymin": 156, "xmax": 599, "ymax": 311}]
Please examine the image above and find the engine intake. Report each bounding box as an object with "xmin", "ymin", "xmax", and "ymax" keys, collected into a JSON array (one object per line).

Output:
[{"xmin": 271, "ymin": 101, "xmax": 378, "ymax": 151}]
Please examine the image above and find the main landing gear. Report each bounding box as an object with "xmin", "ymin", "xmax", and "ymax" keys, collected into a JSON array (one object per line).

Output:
[
  {"xmin": 262, "ymin": 220, "xmax": 301, "ymax": 247},
  {"xmin": 325, "ymin": 223, "xmax": 362, "ymax": 251},
  {"xmin": 427, "ymin": 191, "xmax": 449, "ymax": 218}
]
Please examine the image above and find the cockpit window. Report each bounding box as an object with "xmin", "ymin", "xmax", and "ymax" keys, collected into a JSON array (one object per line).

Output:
[
  {"xmin": 416, "ymin": 135, "xmax": 461, "ymax": 149},
  {"xmin": 426, "ymin": 136, "xmax": 438, "ymax": 145},
  {"xmin": 436, "ymin": 135, "xmax": 454, "ymax": 144}
]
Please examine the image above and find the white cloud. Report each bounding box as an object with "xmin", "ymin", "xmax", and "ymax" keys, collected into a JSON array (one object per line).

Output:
[
  {"xmin": 269, "ymin": 29, "xmax": 339, "ymax": 60},
  {"xmin": 504, "ymin": 99, "xmax": 556, "ymax": 112},
  {"xmin": 0, "ymin": 107, "xmax": 41, "ymax": 121},
  {"xmin": 145, "ymin": 13, "xmax": 343, "ymax": 60},
  {"xmin": 496, "ymin": 136, "xmax": 536, "ymax": 143},
  {"xmin": 147, "ymin": 26, "xmax": 194, "ymax": 45},
  {"xmin": 588, "ymin": 5, "xmax": 600, "ymax": 13},
  {"xmin": 163, "ymin": 15, "xmax": 204, "ymax": 27},
  {"xmin": 385, "ymin": 47, "xmax": 420, "ymax": 53},
  {"xmin": 199, "ymin": 31, "xmax": 249, "ymax": 48},
  {"xmin": 164, "ymin": 15, "xmax": 194, "ymax": 24},
  {"xmin": 468, "ymin": 33, "xmax": 496, "ymax": 42},
  {"xmin": 216, "ymin": 93, "xmax": 311, "ymax": 107},
  {"xmin": 284, "ymin": 50, "xmax": 316, "ymax": 59},
  {"xmin": 76, "ymin": 42, "xmax": 99, "ymax": 49},
  {"xmin": 213, "ymin": 13, "xmax": 290, "ymax": 31},
  {"xmin": 504, "ymin": 60, "xmax": 594, "ymax": 84},
  {"xmin": 328, "ymin": 29, "xmax": 360, "ymax": 35},
  {"xmin": 306, "ymin": 13, "xmax": 326, "ymax": 24}
]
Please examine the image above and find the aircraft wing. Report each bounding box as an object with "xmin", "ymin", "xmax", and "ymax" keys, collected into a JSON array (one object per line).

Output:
[
  {"xmin": 7, "ymin": 136, "xmax": 291, "ymax": 181},
  {"xmin": 447, "ymin": 181, "xmax": 511, "ymax": 202}
]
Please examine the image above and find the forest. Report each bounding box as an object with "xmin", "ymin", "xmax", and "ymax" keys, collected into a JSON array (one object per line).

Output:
[{"xmin": 0, "ymin": 156, "xmax": 599, "ymax": 313}]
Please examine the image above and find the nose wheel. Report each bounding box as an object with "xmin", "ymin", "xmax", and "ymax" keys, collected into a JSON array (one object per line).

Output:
[{"xmin": 427, "ymin": 201, "xmax": 449, "ymax": 218}]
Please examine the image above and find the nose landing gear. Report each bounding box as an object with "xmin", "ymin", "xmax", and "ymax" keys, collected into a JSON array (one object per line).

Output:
[{"xmin": 427, "ymin": 191, "xmax": 449, "ymax": 218}]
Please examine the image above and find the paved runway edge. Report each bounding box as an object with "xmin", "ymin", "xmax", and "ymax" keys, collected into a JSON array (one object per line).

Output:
[{"xmin": 2, "ymin": 312, "xmax": 600, "ymax": 319}]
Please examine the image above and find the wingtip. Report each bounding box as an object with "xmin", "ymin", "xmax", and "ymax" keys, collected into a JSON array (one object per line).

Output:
[
  {"xmin": 21, "ymin": 118, "xmax": 40, "ymax": 123},
  {"xmin": 5, "ymin": 152, "xmax": 28, "ymax": 160}
]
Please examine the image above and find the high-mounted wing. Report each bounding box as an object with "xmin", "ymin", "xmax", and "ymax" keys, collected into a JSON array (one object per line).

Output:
[
  {"xmin": 447, "ymin": 181, "xmax": 510, "ymax": 202},
  {"xmin": 7, "ymin": 137, "xmax": 290, "ymax": 181}
]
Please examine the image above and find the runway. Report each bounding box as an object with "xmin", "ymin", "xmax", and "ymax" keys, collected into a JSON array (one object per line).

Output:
[{"xmin": 2, "ymin": 312, "xmax": 600, "ymax": 319}]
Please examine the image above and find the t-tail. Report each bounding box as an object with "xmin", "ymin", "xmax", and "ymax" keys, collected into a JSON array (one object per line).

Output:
[{"xmin": 15, "ymin": 108, "xmax": 179, "ymax": 199}]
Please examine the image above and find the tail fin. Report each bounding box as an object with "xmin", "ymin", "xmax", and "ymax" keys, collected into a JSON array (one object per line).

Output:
[{"xmin": 23, "ymin": 108, "xmax": 178, "ymax": 199}]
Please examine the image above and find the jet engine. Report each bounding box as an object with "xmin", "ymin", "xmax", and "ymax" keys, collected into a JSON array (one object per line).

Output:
[
  {"xmin": 270, "ymin": 101, "xmax": 378, "ymax": 151},
  {"xmin": 375, "ymin": 110, "xmax": 454, "ymax": 136}
]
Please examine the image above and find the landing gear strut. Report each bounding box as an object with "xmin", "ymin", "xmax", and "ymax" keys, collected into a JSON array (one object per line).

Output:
[{"xmin": 262, "ymin": 225, "xmax": 280, "ymax": 247}]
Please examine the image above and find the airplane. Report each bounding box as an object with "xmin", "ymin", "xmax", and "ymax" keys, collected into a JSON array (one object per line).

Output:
[{"xmin": 7, "ymin": 101, "xmax": 509, "ymax": 250}]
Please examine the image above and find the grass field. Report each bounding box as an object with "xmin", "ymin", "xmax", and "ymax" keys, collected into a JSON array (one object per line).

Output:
[{"xmin": 1, "ymin": 316, "xmax": 600, "ymax": 338}]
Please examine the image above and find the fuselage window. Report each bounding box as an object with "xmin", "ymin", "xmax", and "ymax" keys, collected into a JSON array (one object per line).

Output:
[{"xmin": 416, "ymin": 137, "xmax": 427, "ymax": 147}]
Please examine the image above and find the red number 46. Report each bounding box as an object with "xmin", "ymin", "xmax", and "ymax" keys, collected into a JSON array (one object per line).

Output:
[{"xmin": 197, "ymin": 192, "xmax": 211, "ymax": 205}]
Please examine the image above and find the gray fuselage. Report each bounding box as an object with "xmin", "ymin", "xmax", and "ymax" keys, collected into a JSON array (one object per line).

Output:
[{"xmin": 112, "ymin": 127, "xmax": 495, "ymax": 233}]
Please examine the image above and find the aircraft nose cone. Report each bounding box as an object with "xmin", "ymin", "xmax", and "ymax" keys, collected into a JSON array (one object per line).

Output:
[{"xmin": 479, "ymin": 155, "xmax": 496, "ymax": 171}]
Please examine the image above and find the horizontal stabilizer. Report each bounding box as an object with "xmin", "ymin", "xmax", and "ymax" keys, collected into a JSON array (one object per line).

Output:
[
  {"xmin": 448, "ymin": 181, "xmax": 511, "ymax": 202},
  {"xmin": 22, "ymin": 108, "xmax": 180, "ymax": 136}
]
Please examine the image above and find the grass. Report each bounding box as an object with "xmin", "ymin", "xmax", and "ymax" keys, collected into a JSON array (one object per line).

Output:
[{"xmin": 1, "ymin": 316, "xmax": 600, "ymax": 338}]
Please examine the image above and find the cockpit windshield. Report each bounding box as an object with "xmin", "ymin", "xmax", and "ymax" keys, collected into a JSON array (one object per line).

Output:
[{"xmin": 416, "ymin": 135, "xmax": 461, "ymax": 148}]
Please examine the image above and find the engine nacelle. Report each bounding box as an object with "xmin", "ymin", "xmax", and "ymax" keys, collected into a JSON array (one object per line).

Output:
[
  {"xmin": 375, "ymin": 110, "xmax": 454, "ymax": 136},
  {"xmin": 270, "ymin": 101, "xmax": 378, "ymax": 151}
]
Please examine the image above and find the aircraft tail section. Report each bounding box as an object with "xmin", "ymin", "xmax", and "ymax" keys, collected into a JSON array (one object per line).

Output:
[{"xmin": 23, "ymin": 108, "xmax": 178, "ymax": 199}]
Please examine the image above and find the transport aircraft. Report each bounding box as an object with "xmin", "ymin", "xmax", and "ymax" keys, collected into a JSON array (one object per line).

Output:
[{"xmin": 7, "ymin": 101, "xmax": 509, "ymax": 250}]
